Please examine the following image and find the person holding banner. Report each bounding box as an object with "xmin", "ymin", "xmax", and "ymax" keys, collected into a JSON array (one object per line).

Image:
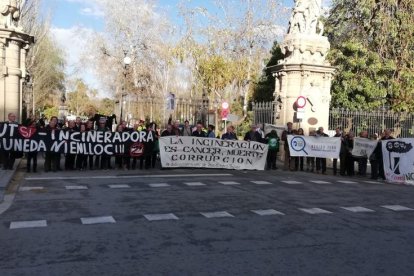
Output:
[
  {"xmin": 192, "ymin": 122, "xmax": 207, "ymax": 137},
  {"xmin": 44, "ymin": 116, "xmax": 60, "ymax": 172},
  {"xmin": 161, "ymin": 124, "xmax": 175, "ymax": 137},
  {"xmin": 345, "ymin": 131, "xmax": 355, "ymax": 176},
  {"xmin": 244, "ymin": 125, "xmax": 263, "ymax": 142},
  {"xmin": 265, "ymin": 130, "xmax": 280, "ymax": 170},
  {"xmin": 369, "ymin": 133, "xmax": 379, "ymax": 179},
  {"xmin": 1, "ymin": 113, "xmax": 19, "ymax": 170},
  {"xmin": 306, "ymin": 130, "xmax": 316, "ymax": 172},
  {"xmin": 377, "ymin": 129, "xmax": 394, "ymax": 180},
  {"xmin": 295, "ymin": 128, "xmax": 305, "ymax": 171},
  {"xmin": 357, "ymin": 130, "xmax": 369, "ymax": 176},
  {"xmin": 222, "ymin": 125, "xmax": 238, "ymax": 140},
  {"xmin": 281, "ymin": 122, "xmax": 294, "ymax": 171},
  {"xmin": 26, "ymin": 119, "xmax": 38, "ymax": 173},
  {"xmin": 315, "ymin": 127, "xmax": 329, "ymax": 174},
  {"xmin": 332, "ymin": 127, "xmax": 342, "ymax": 175}
]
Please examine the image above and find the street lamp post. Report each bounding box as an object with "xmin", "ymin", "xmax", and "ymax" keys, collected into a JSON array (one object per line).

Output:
[{"xmin": 120, "ymin": 52, "xmax": 131, "ymax": 122}]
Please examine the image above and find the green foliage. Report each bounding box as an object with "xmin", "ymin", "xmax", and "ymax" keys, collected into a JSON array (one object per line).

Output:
[
  {"xmin": 197, "ymin": 55, "xmax": 234, "ymax": 95},
  {"xmin": 43, "ymin": 106, "xmax": 58, "ymax": 119},
  {"xmin": 325, "ymin": 0, "xmax": 414, "ymax": 111},
  {"xmin": 98, "ymin": 98, "xmax": 115, "ymax": 115},
  {"xmin": 251, "ymin": 41, "xmax": 283, "ymax": 103},
  {"xmin": 66, "ymin": 79, "xmax": 97, "ymax": 116}
]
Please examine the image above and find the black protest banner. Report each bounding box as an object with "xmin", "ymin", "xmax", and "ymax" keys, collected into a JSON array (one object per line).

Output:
[{"xmin": 0, "ymin": 123, "xmax": 153, "ymax": 156}]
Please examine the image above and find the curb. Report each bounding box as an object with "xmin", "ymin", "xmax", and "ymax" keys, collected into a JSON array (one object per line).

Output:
[{"xmin": 0, "ymin": 159, "xmax": 22, "ymax": 203}]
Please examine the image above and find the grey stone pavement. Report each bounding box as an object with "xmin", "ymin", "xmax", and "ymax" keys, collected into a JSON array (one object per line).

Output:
[{"xmin": 1, "ymin": 159, "xmax": 414, "ymax": 276}]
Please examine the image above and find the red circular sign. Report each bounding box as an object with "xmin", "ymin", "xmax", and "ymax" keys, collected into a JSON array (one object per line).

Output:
[{"xmin": 296, "ymin": 96, "xmax": 307, "ymax": 108}]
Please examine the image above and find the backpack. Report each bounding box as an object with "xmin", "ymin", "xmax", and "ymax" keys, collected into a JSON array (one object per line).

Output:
[{"xmin": 268, "ymin": 137, "xmax": 279, "ymax": 151}]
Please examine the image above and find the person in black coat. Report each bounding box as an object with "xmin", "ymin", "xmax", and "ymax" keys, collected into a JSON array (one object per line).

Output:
[
  {"xmin": 244, "ymin": 125, "xmax": 262, "ymax": 142},
  {"xmin": 192, "ymin": 123, "xmax": 206, "ymax": 137}
]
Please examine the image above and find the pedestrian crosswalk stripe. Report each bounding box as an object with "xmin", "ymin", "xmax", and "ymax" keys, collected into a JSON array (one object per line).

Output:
[
  {"xmin": 19, "ymin": 186, "xmax": 44, "ymax": 191},
  {"xmin": 108, "ymin": 184, "xmax": 131, "ymax": 189},
  {"xmin": 10, "ymin": 220, "xmax": 47, "ymax": 229},
  {"xmin": 251, "ymin": 209, "xmax": 284, "ymax": 216},
  {"xmin": 200, "ymin": 211, "xmax": 234, "ymax": 218},
  {"xmin": 364, "ymin": 181, "xmax": 383, "ymax": 185},
  {"xmin": 184, "ymin": 182, "xmax": 206, "ymax": 186},
  {"xmin": 381, "ymin": 205, "xmax": 414, "ymax": 211},
  {"xmin": 282, "ymin": 180, "xmax": 303, "ymax": 184},
  {"xmin": 310, "ymin": 181, "xmax": 331, "ymax": 184},
  {"xmin": 144, "ymin": 213, "xmax": 179, "ymax": 221},
  {"xmin": 65, "ymin": 185, "xmax": 88, "ymax": 190},
  {"xmin": 251, "ymin": 181, "xmax": 272, "ymax": 185},
  {"xmin": 337, "ymin": 180, "xmax": 358, "ymax": 184},
  {"xmin": 219, "ymin": 181, "xmax": 240, "ymax": 185},
  {"xmin": 341, "ymin": 206, "xmax": 375, "ymax": 213},
  {"xmin": 299, "ymin": 208, "xmax": 332, "ymax": 214},
  {"xmin": 80, "ymin": 216, "xmax": 116, "ymax": 225},
  {"xmin": 149, "ymin": 183, "xmax": 170, "ymax": 188}
]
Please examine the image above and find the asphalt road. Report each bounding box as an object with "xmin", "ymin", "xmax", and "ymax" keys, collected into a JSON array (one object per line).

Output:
[{"xmin": 1, "ymin": 168, "xmax": 414, "ymax": 276}]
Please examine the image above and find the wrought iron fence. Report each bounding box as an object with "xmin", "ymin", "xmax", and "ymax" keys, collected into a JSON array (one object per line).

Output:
[
  {"xmin": 121, "ymin": 96, "xmax": 206, "ymax": 125},
  {"xmin": 252, "ymin": 102, "xmax": 414, "ymax": 137},
  {"xmin": 252, "ymin": 102, "xmax": 276, "ymax": 125},
  {"xmin": 329, "ymin": 108, "xmax": 414, "ymax": 138}
]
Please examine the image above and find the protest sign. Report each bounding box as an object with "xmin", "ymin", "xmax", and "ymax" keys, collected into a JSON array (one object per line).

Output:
[
  {"xmin": 159, "ymin": 136, "xmax": 268, "ymax": 170},
  {"xmin": 352, "ymin": 137, "xmax": 378, "ymax": 158},
  {"xmin": 287, "ymin": 135, "xmax": 341, "ymax": 158},
  {"xmin": 382, "ymin": 139, "xmax": 414, "ymax": 185},
  {"xmin": 0, "ymin": 123, "xmax": 152, "ymax": 156}
]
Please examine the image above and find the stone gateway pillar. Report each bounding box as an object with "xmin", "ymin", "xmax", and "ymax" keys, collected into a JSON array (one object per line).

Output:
[
  {"xmin": 272, "ymin": 0, "xmax": 335, "ymax": 134},
  {"xmin": 0, "ymin": 0, "xmax": 34, "ymax": 122}
]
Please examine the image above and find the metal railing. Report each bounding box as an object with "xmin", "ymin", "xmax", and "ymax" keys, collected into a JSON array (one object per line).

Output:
[{"xmin": 252, "ymin": 102, "xmax": 414, "ymax": 137}]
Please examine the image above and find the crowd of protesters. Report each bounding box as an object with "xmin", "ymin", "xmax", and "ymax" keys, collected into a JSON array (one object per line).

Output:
[
  {"xmin": 281, "ymin": 122, "xmax": 394, "ymax": 180},
  {"xmin": 0, "ymin": 112, "xmax": 396, "ymax": 179}
]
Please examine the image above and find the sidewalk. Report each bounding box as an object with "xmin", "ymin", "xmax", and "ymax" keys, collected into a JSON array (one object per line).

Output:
[{"xmin": 0, "ymin": 160, "xmax": 20, "ymax": 203}]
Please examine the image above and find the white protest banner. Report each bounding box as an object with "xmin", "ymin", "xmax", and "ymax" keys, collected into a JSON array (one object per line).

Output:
[
  {"xmin": 159, "ymin": 136, "xmax": 268, "ymax": 170},
  {"xmin": 382, "ymin": 139, "xmax": 414, "ymax": 185},
  {"xmin": 352, "ymin": 137, "xmax": 378, "ymax": 158},
  {"xmin": 287, "ymin": 136, "xmax": 341, "ymax": 158}
]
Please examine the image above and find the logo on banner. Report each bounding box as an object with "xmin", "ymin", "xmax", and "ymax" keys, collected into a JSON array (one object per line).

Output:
[
  {"xmin": 386, "ymin": 141, "xmax": 413, "ymax": 175},
  {"xmin": 290, "ymin": 136, "xmax": 308, "ymax": 155},
  {"xmin": 129, "ymin": 142, "xmax": 144, "ymax": 157},
  {"xmin": 18, "ymin": 126, "xmax": 37, "ymax": 139}
]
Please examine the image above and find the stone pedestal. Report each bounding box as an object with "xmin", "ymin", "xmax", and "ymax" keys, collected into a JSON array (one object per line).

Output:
[
  {"xmin": 0, "ymin": 6, "xmax": 34, "ymax": 122},
  {"xmin": 272, "ymin": 33, "xmax": 335, "ymax": 134}
]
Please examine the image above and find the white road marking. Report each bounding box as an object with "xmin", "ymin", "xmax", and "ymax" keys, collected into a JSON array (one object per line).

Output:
[
  {"xmin": 282, "ymin": 181, "xmax": 303, "ymax": 184},
  {"xmin": 299, "ymin": 208, "xmax": 332, "ymax": 214},
  {"xmin": 10, "ymin": 220, "xmax": 47, "ymax": 229},
  {"xmin": 184, "ymin": 182, "xmax": 206, "ymax": 186},
  {"xmin": 337, "ymin": 180, "xmax": 358, "ymax": 184},
  {"xmin": 19, "ymin": 186, "xmax": 44, "ymax": 191},
  {"xmin": 65, "ymin": 185, "xmax": 88, "ymax": 190},
  {"xmin": 149, "ymin": 183, "xmax": 170, "ymax": 188},
  {"xmin": 80, "ymin": 216, "xmax": 116, "ymax": 225},
  {"xmin": 218, "ymin": 181, "xmax": 240, "ymax": 185},
  {"xmin": 251, "ymin": 209, "xmax": 285, "ymax": 216},
  {"xmin": 251, "ymin": 181, "xmax": 272, "ymax": 185},
  {"xmin": 108, "ymin": 184, "xmax": 131, "ymax": 189},
  {"xmin": 341, "ymin": 206, "xmax": 375, "ymax": 213},
  {"xmin": 382, "ymin": 205, "xmax": 414, "ymax": 211},
  {"xmin": 200, "ymin": 211, "xmax": 234, "ymax": 218},
  {"xmin": 25, "ymin": 173, "xmax": 233, "ymax": 181},
  {"xmin": 310, "ymin": 180, "xmax": 331, "ymax": 184},
  {"xmin": 364, "ymin": 181, "xmax": 383, "ymax": 185},
  {"xmin": 144, "ymin": 213, "xmax": 179, "ymax": 221}
]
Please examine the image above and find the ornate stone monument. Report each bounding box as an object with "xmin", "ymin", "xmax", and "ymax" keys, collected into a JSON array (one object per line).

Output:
[
  {"xmin": 0, "ymin": 0, "xmax": 34, "ymax": 121},
  {"xmin": 272, "ymin": 0, "xmax": 335, "ymax": 133}
]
